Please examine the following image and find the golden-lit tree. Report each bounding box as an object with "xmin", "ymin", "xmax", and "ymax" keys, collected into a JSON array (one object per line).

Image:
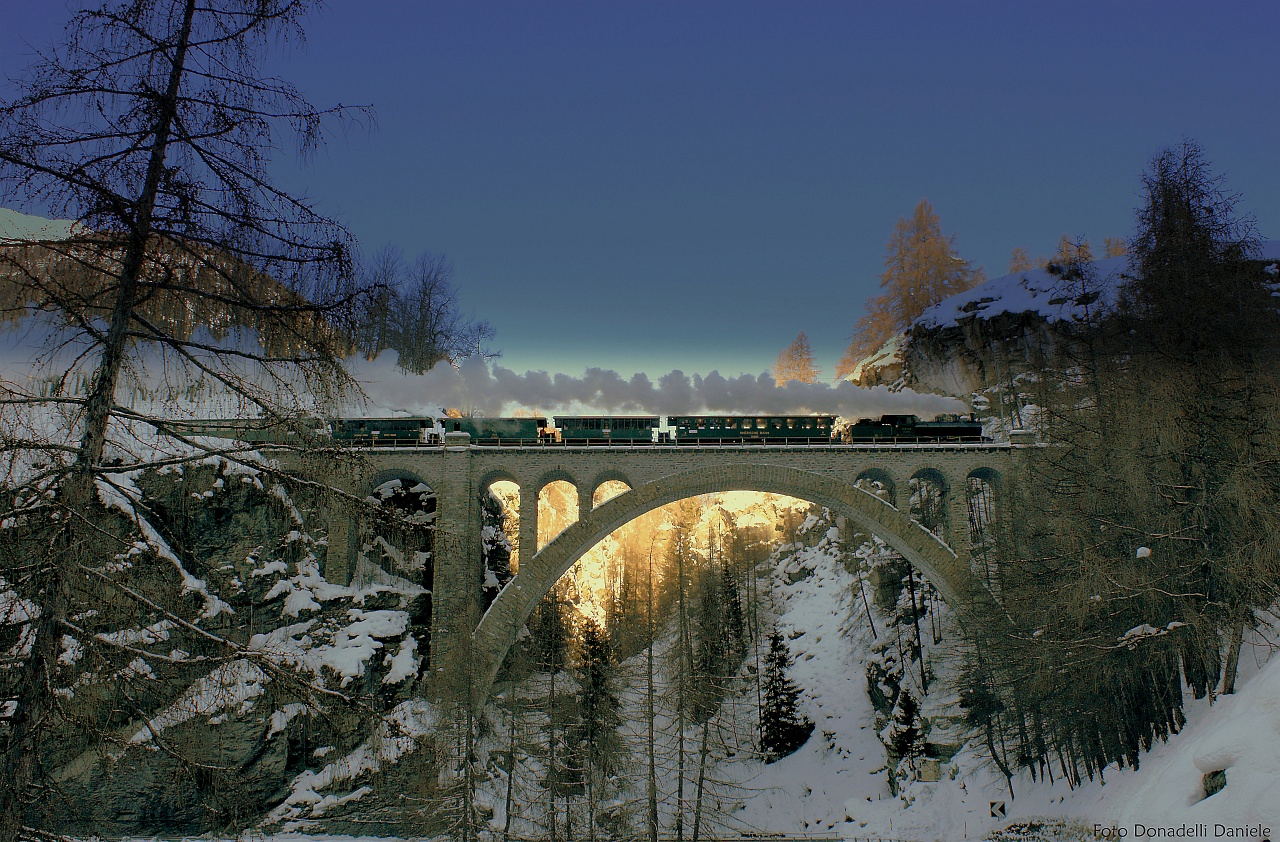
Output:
[
  {"xmin": 1045, "ymin": 234, "xmax": 1094, "ymax": 267},
  {"xmin": 1008, "ymin": 246, "xmax": 1034, "ymax": 274},
  {"xmin": 837, "ymin": 200, "xmax": 983, "ymax": 379},
  {"xmin": 773, "ymin": 330, "xmax": 820, "ymax": 385}
]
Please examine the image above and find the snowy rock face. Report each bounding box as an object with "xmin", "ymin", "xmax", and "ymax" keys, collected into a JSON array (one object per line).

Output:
[
  {"xmin": 33, "ymin": 461, "xmax": 430, "ymax": 837},
  {"xmin": 894, "ymin": 243, "xmax": 1280, "ymax": 399}
]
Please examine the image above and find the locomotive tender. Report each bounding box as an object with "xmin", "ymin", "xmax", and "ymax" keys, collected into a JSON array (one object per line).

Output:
[{"xmin": 162, "ymin": 413, "xmax": 983, "ymax": 446}]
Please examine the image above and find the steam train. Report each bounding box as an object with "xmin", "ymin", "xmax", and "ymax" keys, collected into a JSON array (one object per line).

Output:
[{"xmin": 159, "ymin": 413, "xmax": 984, "ymax": 446}]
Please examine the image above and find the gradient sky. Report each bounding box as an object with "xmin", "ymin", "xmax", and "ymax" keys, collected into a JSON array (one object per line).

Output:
[{"xmin": 3, "ymin": 1, "xmax": 1278, "ymax": 379}]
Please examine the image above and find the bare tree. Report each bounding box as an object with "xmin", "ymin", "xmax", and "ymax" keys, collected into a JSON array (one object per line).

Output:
[
  {"xmin": 354, "ymin": 246, "xmax": 495, "ymax": 374},
  {"xmin": 0, "ymin": 2, "xmax": 386, "ymax": 838}
]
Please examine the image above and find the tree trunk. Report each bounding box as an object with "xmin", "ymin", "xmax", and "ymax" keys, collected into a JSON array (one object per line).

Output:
[
  {"xmin": 692, "ymin": 721, "xmax": 711, "ymax": 842},
  {"xmin": 1221, "ymin": 616, "xmax": 1246, "ymax": 695},
  {"xmin": 547, "ymin": 668, "xmax": 558, "ymax": 842},
  {"xmin": 0, "ymin": 6, "xmax": 198, "ymax": 842},
  {"xmin": 503, "ymin": 696, "xmax": 518, "ymax": 842}
]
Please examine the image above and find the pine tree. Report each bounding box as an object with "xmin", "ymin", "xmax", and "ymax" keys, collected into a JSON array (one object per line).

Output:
[
  {"xmin": 759, "ymin": 629, "xmax": 813, "ymax": 761},
  {"xmin": 773, "ymin": 330, "xmax": 820, "ymax": 385},
  {"xmin": 1103, "ymin": 236, "xmax": 1128, "ymax": 258},
  {"xmin": 838, "ymin": 199, "xmax": 984, "ymax": 378},
  {"xmin": 572, "ymin": 618, "xmax": 625, "ymax": 842},
  {"xmin": 1046, "ymin": 234, "xmax": 1094, "ymax": 268},
  {"xmin": 886, "ymin": 689, "xmax": 925, "ymax": 764}
]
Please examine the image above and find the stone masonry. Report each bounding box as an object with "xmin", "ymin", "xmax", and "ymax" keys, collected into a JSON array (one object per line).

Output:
[{"xmin": 295, "ymin": 438, "xmax": 1019, "ymax": 701}]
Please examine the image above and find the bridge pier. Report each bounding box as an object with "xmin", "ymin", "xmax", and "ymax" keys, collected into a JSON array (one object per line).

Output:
[
  {"xmin": 429, "ymin": 432, "xmax": 483, "ymax": 700},
  {"xmin": 946, "ymin": 481, "xmax": 973, "ymax": 570},
  {"xmin": 518, "ymin": 483, "xmax": 539, "ymax": 564},
  {"xmin": 321, "ymin": 495, "xmax": 355, "ymax": 586}
]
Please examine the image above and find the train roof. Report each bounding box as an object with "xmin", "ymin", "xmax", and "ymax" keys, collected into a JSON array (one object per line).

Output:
[{"xmin": 554, "ymin": 415, "xmax": 659, "ymax": 420}]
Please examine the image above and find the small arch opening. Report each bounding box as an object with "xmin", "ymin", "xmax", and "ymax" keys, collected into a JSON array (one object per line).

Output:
[
  {"xmin": 908, "ymin": 468, "xmax": 948, "ymax": 536},
  {"xmin": 592, "ymin": 479, "xmax": 631, "ymax": 508},
  {"xmin": 966, "ymin": 469, "xmax": 1001, "ymax": 593},
  {"xmin": 487, "ymin": 479, "xmax": 521, "ymax": 569},
  {"xmin": 855, "ymin": 468, "xmax": 896, "ymax": 506},
  {"xmin": 360, "ymin": 475, "xmax": 436, "ymax": 584},
  {"xmin": 538, "ymin": 479, "xmax": 579, "ymax": 550}
]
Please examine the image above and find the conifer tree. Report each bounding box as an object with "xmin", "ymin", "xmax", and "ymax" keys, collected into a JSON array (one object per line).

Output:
[
  {"xmin": 965, "ymin": 140, "xmax": 1280, "ymax": 785},
  {"xmin": 886, "ymin": 689, "xmax": 925, "ymax": 765},
  {"xmin": 838, "ymin": 199, "xmax": 983, "ymax": 378},
  {"xmin": 0, "ymin": 3, "xmax": 388, "ymax": 837},
  {"xmin": 772, "ymin": 330, "xmax": 820, "ymax": 385},
  {"xmin": 1046, "ymin": 235, "xmax": 1094, "ymax": 268},
  {"xmin": 572, "ymin": 618, "xmax": 625, "ymax": 842},
  {"xmin": 759, "ymin": 629, "xmax": 813, "ymax": 761}
]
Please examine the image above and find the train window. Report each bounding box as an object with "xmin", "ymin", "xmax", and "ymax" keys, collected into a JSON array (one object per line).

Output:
[
  {"xmin": 727, "ymin": 418, "xmax": 738, "ymax": 430},
  {"xmin": 786, "ymin": 418, "xmax": 795, "ymax": 429},
  {"xmin": 697, "ymin": 418, "xmax": 706, "ymax": 429}
]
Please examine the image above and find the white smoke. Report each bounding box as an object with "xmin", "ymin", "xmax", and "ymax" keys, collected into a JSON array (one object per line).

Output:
[{"xmin": 350, "ymin": 356, "xmax": 967, "ymax": 420}]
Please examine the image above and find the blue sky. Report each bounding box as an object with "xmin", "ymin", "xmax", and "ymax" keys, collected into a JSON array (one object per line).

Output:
[{"xmin": 3, "ymin": 1, "xmax": 1278, "ymax": 379}]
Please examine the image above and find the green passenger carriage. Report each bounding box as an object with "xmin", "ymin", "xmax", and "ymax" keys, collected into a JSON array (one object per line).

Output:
[
  {"xmin": 554, "ymin": 416, "xmax": 659, "ymax": 445},
  {"xmin": 670, "ymin": 415, "xmax": 836, "ymax": 445},
  {"xmin": 440, "ymin": 416, "xmax": 551, "ymax": 444}
]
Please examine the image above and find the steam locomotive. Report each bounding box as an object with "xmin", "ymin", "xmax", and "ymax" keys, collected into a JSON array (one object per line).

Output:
[{"xmin": 160, "ymin": 413, "xmax": 983, "ymax": 446}]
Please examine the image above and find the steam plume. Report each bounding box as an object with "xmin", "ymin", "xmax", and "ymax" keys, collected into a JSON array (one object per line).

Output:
[{"xmin": 351, "ymin": 356, "xmax": 966, "ymax": 419}]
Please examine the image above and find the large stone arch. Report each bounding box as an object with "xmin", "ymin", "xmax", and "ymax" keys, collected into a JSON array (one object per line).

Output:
[{"xmin": 469, "ymin": 462, "xmax": 997, "ymax": 699}]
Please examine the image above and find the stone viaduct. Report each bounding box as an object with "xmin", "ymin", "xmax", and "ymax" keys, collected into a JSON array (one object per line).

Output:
[{"xmin": 303, "ymin": 435, "xmax": 1022, "ymax": 700}]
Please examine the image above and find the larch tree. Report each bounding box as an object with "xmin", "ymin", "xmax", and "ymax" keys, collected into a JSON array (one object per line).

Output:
[
  {"xmin": 0, "ymin": 1, "xmax": 392, "ymax": 838},
  {"xmin": 837, "ymin": 199, "xmax": 983, "ymax": 379},
  {"xmin": 964, "ymin": 140, "xmax": 1280, "ymax": 786},
  {"xmin": 1008, "ymin": 246, "xmax": 1035, "ymax": 274},
  {"xmin": 772, "ymin": 330, "xmax": 820, "ymax": 386}
]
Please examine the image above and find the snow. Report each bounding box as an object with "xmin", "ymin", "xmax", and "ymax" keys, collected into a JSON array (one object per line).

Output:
[
  {"xmin": 382, "ymin": 634, "xmax": 419, "ymax": 684},
  {"xmin": 129, "ymin": 658, "xmax": 267, "ymax": 744},
  {"xmin": 95, "ymin": 471, "xmax": 234, "ymax": 619},
  {"xmin": 264, "ymin": 699, "xmax": 439, "ymax": 827},
  {"xmin": 267, "ymin": 703, "xmax": 313, "ymax": 740},
  {"xmin": 914, "ymin": 242, "xmax": 1280, "ymax": 333},
  {"xmin": 913, "ymin": 256, "xmax": 1129, "ymax": 331},
  {"xmin": 0, "ymin": 207, "xmax": 80, "ymax": 242}
]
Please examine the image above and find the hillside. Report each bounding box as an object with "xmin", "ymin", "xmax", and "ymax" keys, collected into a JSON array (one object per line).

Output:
[{"xmin": 850, "ymin": 242, "xmax": 1280, "ymax": 400}]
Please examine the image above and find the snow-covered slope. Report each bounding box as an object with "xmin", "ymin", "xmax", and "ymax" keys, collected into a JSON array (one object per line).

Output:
[
  {"xmin": 914, "ymin": 241, "xmax": 1280, "ymax": 333},
  {"xmin": 0, "ymin": 207, "xmax": 80, "ymax": 242}
]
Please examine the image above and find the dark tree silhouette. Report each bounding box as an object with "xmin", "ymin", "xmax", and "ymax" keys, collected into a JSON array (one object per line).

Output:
[
  {"xmin": 759, "ymin": 629, "xmax": 813, "ymax": 761},
  {"xmin": 0, "ymin": 2, "xmax": 384, "ymax": 838}
]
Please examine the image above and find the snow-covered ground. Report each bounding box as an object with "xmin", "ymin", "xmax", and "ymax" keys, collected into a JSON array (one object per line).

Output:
[{"xmin": 914, "ymin": 241, "xmax": 1280, "ymax": 333}]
